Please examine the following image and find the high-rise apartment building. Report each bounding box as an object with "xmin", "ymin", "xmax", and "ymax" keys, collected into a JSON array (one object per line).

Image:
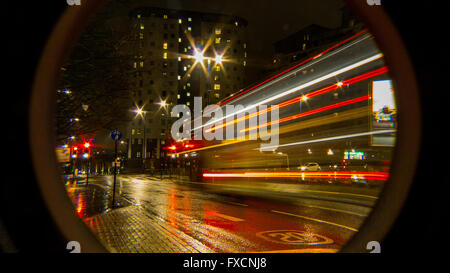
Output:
[{"xmin": 126, "ymin": 7, "xmax": 248, "ymax": 169}]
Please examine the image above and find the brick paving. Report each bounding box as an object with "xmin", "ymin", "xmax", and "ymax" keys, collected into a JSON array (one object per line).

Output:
[{"xmin": 66, "ymin": 182, "xmax": 213, "ymax": 253}]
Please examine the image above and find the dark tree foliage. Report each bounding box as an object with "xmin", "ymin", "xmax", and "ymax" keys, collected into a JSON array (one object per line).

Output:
[{"xmin": 56, "ymin": 3, "xmax": 134, "ymax": 144}]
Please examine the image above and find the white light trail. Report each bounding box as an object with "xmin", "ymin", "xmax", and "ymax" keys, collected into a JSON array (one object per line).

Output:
[
  {"xmin": 259, "ymin": 129, "xmax": 396, "ymax": 151},
  {"xmin": 194, "ymin": 53, "xmax": 384, "ymax": 131}
]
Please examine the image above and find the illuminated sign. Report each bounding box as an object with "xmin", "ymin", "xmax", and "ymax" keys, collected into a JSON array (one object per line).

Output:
[
  {"xmin": 371, "ymin": 80, "xmax": 397, "ymax": 146},
  {"xmin": 344, "ymin": 151, "xmax": 365, "ymax": 160}
]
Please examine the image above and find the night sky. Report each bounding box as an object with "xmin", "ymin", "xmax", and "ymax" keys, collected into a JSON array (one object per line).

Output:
[{"xmin": 103, "ymin": 0, "xmax": 346, "ymax": 65}]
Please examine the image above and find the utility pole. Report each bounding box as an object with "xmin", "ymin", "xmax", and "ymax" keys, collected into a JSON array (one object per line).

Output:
[{"xmin": 110, "ymin": 129, "xmax": 122, "ymax": 208}]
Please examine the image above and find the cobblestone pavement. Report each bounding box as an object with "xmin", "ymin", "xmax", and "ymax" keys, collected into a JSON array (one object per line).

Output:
[{"xmin": 66, "ymin": 181, "xmax": 213, "ymax": 253}]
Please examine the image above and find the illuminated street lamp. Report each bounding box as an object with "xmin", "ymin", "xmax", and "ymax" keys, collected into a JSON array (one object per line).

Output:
[
  {"xmin": 215, "ymin": 54, "xmax": 223, "ymax": 64},
  {"xmin": 193, "ymin": 50, "xmax": 204, "ymax": 63},
  {"xmin": 159, "ymin": 100, "xmax": 167, "ymax": 108},
  {"xmin": 133, "ymin": 105, "xmax": 147, "ymax": 167}
]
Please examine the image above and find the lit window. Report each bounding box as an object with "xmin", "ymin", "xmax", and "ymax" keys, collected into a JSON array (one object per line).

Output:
[
  {"xmin": 163, "ymin": 52, "xmax": 167, "ymax": 59},
  {"xmin": 140, "ymin": 24, "xmax": 144, "ymax": 30},
  {"xmin": 137, "ymin": 14, "xmax": 141, "ymax": 19},
  {"xmin": 187, "ymin": 82, "xmax": 191, "ymax": 87},
  {"xmin": 163, "ymin": 42, "xmax": 167, "ymax": 49},
  {"xmin": 178, "ymin": 56, "xmax": 181, "ymax": 61},
  {"xmin": 163, "ymin": 14, "xmax": 168, "ymax": 19},
  {"xmin": 243, "ymin": 43, "xmax": 247, "ymax": 49},
  {"xmin": 227, "ymin": 39, "xmax": 231, "ymax": 43},
  {"xmin": 187, "ymin": 92, "xmax": 190, "ymax": 96},
  {"xmin": 186, "ymin": 101, "xmax": 190, "ymax": 106},
  {"xmin": 244, "ymin": 52, "xmax": 247, "ymax": 58},
  {"xmin": 188, "ymin": 17, "xmax": 192, "ymax": 22},
  {"xmin": 139, "ymin": 33, "xmax": 144, "ymax": 39},
  {"xmin": 215, "ymin": 66, "xmax": 220, "ymax": 72},
  {"xmin": 243, "ymin": 61, "xmax": 246, "ymax": 67},
  {"xmin": 178, "ymin": 18, "xmax": 182, "ymax": 24},
  {"xmin": 177, "ymin": 75, "xmax": 181, "ymax": 80},
  {"xmin": 133, "ymin": 62, "xmax": 137, "ymax": 69},
  {"xmin": 188, "ymin": 26, "xmax": 191, "ymax": 31},
  {"xmin": 215, "ymin": 37, "xmax": 221, "ymax": 44},
  {"xmin": 132, "ymin": 129, "xmax": 135, "ymax": 135},
  {"xmin": 139, "ymin": 61, "xmax": 144, "ymax": 68},
  {"xmin": 214, "ymin": 84, "xmax": 220, "ymax": 90},
  {"xmin": 214, "ymin": 75, "xmax": 219, "ymax": 81},
  {"xmin": 215, "ymin": 93, "xmax": 220, "ymax": 98},
  {"xmin": 215, "ymin": 28, "xmax": 222, "ymax": 35},
  {"xmin": 183, "ymin": 66, "xmax": 187, "ymax": 71},
  {"xmin": 177, "ymin": 94, "xmax": 181, "ymax": 99},
  {"xmin": 235, "ymin": 21, "xmax": 238, "ymax": 26},
  {"xmin": 178, "ymin": 38, "xmax": 182, "ymax": 43}
]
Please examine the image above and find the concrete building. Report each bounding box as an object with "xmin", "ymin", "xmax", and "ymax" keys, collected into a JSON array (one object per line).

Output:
[
  {"xmin": 125, "ymin": 7, "xmax": 248, "ymax": 169},
  {"xmin": 269, "ymin": 6, "xmax": 364, "ymax": 73}
]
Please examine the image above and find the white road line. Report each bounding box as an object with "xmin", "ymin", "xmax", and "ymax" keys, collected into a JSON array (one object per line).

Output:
[
  {"xmin": 271, "ymin": 210, "xmax": 359, "ymax": 232},
  {"xmin": 225, "ymin": 201, "xmax": 249, "ymax": 207},
  {"xmin": 302, "ymin": 204, "xmax": 368, "ymax": 217},
  {"xmin": 210, "ymin": 212, "xmax": 245, "ymax": 222}
]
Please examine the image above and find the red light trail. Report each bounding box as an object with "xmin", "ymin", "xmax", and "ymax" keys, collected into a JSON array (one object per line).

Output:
[
  {"xmin": 217, "ymin": 29, "xmax": 369, "ymax": 106},
  {"xmin": 203, "ymin": 171, "xmax": 389, "ymax": 181}
]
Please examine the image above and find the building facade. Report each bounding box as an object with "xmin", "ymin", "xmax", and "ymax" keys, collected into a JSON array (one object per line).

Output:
[{"xmin": 125, "ymin": 7, "xmax": 248, "ymax": 169}]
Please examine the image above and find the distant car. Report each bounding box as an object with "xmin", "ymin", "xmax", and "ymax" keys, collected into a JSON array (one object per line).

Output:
[{"xmin": 298, "ymin": 162, "xmax": 321, "ymax": 171}]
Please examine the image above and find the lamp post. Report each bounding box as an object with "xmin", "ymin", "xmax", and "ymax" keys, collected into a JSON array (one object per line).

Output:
[
  {"xmin": 278, "ymin": 152, "xmax": 290, "ymax": 170},
  {"xmin": 159, "ymin": 99, "xmax": 170, "ymax": 175},
  {"xmin": 134, "ymin": 106, "xmax": 147, "ymax": 171}
]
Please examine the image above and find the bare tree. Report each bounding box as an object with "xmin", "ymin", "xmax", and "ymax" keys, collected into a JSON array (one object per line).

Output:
[{"xmin": 56, "ymin": 3, "xmax": 134, "ymax": 144}]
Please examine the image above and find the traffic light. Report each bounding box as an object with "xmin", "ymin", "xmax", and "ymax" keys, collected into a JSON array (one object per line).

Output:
[{"xmin": 82, "ymin": 141, "xmax": 91, "ymax": 154}]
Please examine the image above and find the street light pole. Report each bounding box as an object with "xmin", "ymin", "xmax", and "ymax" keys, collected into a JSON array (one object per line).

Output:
[
  {"xmin": 142, "ymin": 111, "xmax": 146, "ymax": 171},
  {"xmin": 112, "ymin": 138, "xmax": 118, "ymax": 207}
]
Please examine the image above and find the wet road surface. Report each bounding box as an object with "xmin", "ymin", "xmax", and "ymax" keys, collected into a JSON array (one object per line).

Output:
[{"xmin": 66, "ymin": 174, "xmax": 380, "ymax": 252}]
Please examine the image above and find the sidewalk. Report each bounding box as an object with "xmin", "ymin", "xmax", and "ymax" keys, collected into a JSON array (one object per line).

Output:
[{"xmin": 66, "ymin": 183, "xmax": 212, "ymax": 253}]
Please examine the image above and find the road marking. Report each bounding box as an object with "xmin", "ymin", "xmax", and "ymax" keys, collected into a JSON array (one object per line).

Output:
[
  {"xmin": 271, "ymin": 210, "xmax": 359, "ymax": 232},
  {"xmin": 303, "ymin": 204, "xmax": 368, "ymax": 217},
  {"xmin": 256, "ymin": 230, "xmax": 333, "ymax": 245},
  {"xmin": 224, "ymin": 201, "xmax": 248, "ymax": 207},
  {"xmin": 210, "ymin": 212, "xmax": 245, "ymax": 222},
  {"xmin": 179, "ymin": 180, "xmax": 378, "ymax": 199},
  {"xmin": 250, "ymin": 248, "xmax": 339, "ymax": 253}
]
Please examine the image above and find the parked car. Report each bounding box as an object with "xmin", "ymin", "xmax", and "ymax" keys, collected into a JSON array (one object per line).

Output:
[{"xmin": 298, "ymin": 162, "xmax": 321, "ymax": 171}]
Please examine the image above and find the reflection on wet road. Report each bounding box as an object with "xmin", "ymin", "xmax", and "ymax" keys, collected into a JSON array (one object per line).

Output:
[{"xmin": 67, "ymin": 174, "xmax": 379, "ymax": 253}]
